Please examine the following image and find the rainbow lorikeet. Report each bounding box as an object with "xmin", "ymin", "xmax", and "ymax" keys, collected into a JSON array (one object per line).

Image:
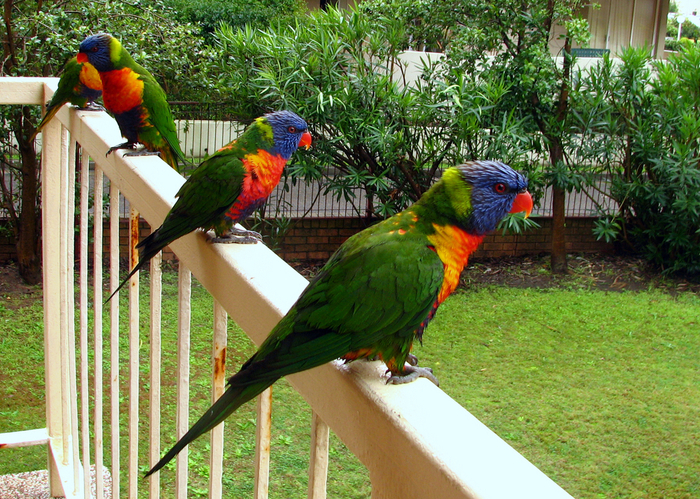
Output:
[
  {"xmin": 30, "ymin": 56, "xmax": 103, "ymax": 141},
  {"xmin": 106, "ymin": 110, "xmax": 312, "ymax": 302},
  {"xmin": 76, "ymin": 33, "xmax": 186, "ymax": 171},
  {"xmin": 145, "ymin": 160, "xmax": 533, "ymax": 477}
]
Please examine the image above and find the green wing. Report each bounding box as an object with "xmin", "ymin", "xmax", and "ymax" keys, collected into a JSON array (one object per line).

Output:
[
  {"xmin": 131, "ymin": 61, "xmax": 187, "ymax": 168},
  {"xmin": 232, "ymin": 225, "xmax": 445, "ymax": 387},
  {"xmin": 145, "ymin": 146, "xmax": 247, "ymax": 248},
  {"xmin": 143, "ymin": 76, "xmax": 186, "ymax": 161},
  {"xmin": 32, "ymin": 58, "xmax": 84, "ymax": 139}
]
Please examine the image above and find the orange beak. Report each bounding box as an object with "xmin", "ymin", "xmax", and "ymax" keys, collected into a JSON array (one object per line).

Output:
[
  {"xmin": 76, "ymin": 52, "xmax": 88, "ymax": 64},
  {"xmin": 299, "ymin": 131, "xmax": 312, "ymax": 150},
  {"xmin": 509, "ymin": 191, "xmax": 533, "ymax": 218}
]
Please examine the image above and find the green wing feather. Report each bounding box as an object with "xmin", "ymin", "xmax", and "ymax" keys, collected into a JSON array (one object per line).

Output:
[
  {"xmin": 32, "ymin": 58, "xmax": 91, "ymax": 140},
  {"xmin": 146, "ymin": 222, "xmax": 444, "ymax": 476},
  {"xmin": 106, "ymin": 146, "xmax": 247, "ymax": 301},
  {"xmin": 138, "ymin": 71, "xmax": 187, "ymax": 168}
]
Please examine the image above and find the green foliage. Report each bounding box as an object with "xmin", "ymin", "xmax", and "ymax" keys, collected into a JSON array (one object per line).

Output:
[
  {"xmin": 163, "ymin": 0, "xmax": 307, "ymax": 43},
  {"xmin": 1, "ymin": 0, "xmax": 216, "ymax": 99},
  {"xmin": 214, "ymin": 6, "xmax": 533, "ymax": 218},
  {"xmin": 576, "ymin": 45, "xmax": 700, "ymax": 275}
]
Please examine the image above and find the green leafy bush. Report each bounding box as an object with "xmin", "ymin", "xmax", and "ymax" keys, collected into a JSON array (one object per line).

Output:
[
  {"xmin": 214, "ymin": 6, "xmax": 532, "ymax": 218},
  {"xmin": 163, "ymin": 0, "xmax": 307, "ymax": 43},
  {"xmin": 577, "ymin": 46, "xmax": 700, "ymax": 275}
]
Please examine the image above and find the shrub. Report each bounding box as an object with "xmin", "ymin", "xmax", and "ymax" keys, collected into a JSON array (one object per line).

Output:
[
  {"xmin": 163, "ymin": 0, "xmax": 307, "ymax": 43},
  {"xmin": 578, "ymin": 46, "xmax": 700, "ymax": 275},
  {"xmin": 214, "ymin": 6, "xmax": 532, "ymax": 218}
]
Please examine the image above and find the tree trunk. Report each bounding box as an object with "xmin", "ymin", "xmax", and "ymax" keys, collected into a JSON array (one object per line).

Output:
[
  {"xmin": 14, "ymin": 107, "xmax": 41, "ymax": 284},
  {"xmin": 549, "ymin": 140, "xmax": 568, "ymax": 274},
  {"xmin": 550, "ymin": 185, "xmax": 567, "ymax": 273}
]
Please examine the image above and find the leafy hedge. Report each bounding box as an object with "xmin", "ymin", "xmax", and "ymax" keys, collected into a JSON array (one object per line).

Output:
[{"xmin": 577, "ymin": 46, "xmax": 700, "ymax": 275}]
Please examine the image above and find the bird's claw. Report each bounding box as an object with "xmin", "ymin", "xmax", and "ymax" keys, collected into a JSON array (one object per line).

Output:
[
  {"xmin": 387, "ymin": 364, "xmax": 439, "ymax": 386},
  {"xmin": 123, "ymin": 149, "xmax": 161, "ymax": 158},
  {"xmin": 406, "ymin": 353, "xmax": 419, "ymax": 366},
  {"xmin": 106, "ymin": 142, "xmax": 138, "ymax": 157},
  {"xmin": 211, "ymin": 228, "xmax": 262, "ymax": 245},
  {"xmin": 80, "ymin": 102, "xmax": 105, "ymax": 112}
]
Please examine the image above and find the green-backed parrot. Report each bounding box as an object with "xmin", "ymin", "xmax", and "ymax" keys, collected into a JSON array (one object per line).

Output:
[
  {"xmin": 106, "ymin": 110, "xmax": 312, "ymax": 302},
  {"xmin": 31, "ymin": 56, "xmax": 103, "ymax": 141},
  {"xmin": 76, "ymin": 33, "xmax": 186, "ymax": 171},
  {"xmin": 145, "ymin": 160, "xmax": 533, "ymax": 477}
]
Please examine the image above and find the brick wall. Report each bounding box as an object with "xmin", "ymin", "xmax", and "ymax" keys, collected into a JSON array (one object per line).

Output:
[
  {"xmin": 0, "ymin": 220, "xmax": 14, "ymax": 262},
  {"xmin": 274, "ymin": 216, "xmax": 613, "ymax": 262},
  {"xmin": 0, "ymin": 216, "xmax": 612, "ymax": 264}
]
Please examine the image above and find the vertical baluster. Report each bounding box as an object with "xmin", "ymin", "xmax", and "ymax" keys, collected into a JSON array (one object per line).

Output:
[
  {"xmin": 94, "ymin": 165, "xmax": 105, "ymax": 498},
  {"xmin": 41, "ymin": 111, "xmax": 65, "ymax": 498},
  {"xmin": 149, "ymin": 252, "xmax": 163, "ymax": 499},
  {"xmin": 175, "ymin": 264, "xmax": 192, "ymax": 499},
  {"xmin": 109, "ymin": 183, "xmax": 121, "ymax": 499},
  {"xmin": 209, "ymin": 300, "xmax": 228, "ymax": 499},
  {"xmin": 254, "ymin": 387, "xmax": 273, "ymax": 499},
  {"xmin": 307, "ymin": 412, "xmax": 330, "ymax": 499},
  {"xmin": 66, "ymin": 138, "xmax": 80, "ymax": 494},
  {"xmin": 128, "ymin": 207, "xmax": 140, "ymax": 498},
  {"xmin": 79, "ymin": 148, "xmax": 91, "ymax": 496},
  {"xmin": 59, "ymin": 127, "xmax": 71, "ymax": 467}
]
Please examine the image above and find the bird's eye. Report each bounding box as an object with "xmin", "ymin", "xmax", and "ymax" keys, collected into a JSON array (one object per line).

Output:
[
  {"xmin": 287, "ymin": 126, "xmax": 297, "ymax": 133},
  {"xmin": 494, "ymin": 183, "xmax": 507, "ymax": 194},
  {"xmin": 91, "ymin": 46, "xmax": 99, "ymax": 52}
]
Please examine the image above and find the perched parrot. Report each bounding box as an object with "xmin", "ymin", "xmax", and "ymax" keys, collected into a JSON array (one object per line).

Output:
[
  {"xmin": 145, "ymin": 160, "xmax": 533, "ymax": 477},
  {"xmin": 76, "ymin": 33, "xmax": 186, "ymax": 171},
  {"xmin": 31, "ymin": 57, "xmax": 103, "ymax": 141},
  {"xmin": 106, "ymin": 110, "xmax": 312, "ymax": 302}
]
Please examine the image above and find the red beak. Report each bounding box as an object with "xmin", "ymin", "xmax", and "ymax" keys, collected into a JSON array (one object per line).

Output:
[
  {"xmin": 299, "ymin": 131, "xmax": 312, "ymax": 150},
  {"xmin": 510, "ymin": 191, "xmax": 533, "ymax": 218},
  {"xmin": 76, "ymin": 52, "xmax": 88, "ymax": 64}
]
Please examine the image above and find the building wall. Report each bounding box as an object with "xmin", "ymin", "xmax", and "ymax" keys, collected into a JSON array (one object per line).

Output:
[{"xmin": 548, "ymin": 0, "xmax": 669, "ymax": 57}]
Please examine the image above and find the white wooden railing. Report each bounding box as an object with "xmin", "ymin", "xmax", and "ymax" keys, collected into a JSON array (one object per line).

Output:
[{"xmin": 0, "ymin": 76, "xmax": 574, "ymax": 499}]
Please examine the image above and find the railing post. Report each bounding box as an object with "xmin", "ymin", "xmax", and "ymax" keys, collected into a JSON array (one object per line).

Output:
[
  {"xmin": 41, "ymin": 115, "xmax": 66, "ymax": 498},
  {"xmin": 254, "ymin": 387, "xmax": 273, "ymax": 499},
  {"xmin": 307, "ymin": 412, "xmax": 330, "ymax": 499},
  {"xmin": 128, "ymin": 206, "xmax": 140, "ymax": 498},
  {"xmin": 175, "ymin": 264, "xmax": 192, "ymax": 499},
  {"xmin": 149, "ymin": 252, "xmax": 163, "ymax": 499},
  {"xmin": 209, "ymin": 300, "xmax": 228, "ymax": 499}
]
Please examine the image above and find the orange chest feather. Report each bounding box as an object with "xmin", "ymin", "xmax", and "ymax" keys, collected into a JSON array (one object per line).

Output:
[
  {"xmin": 79, "ymin": 64, "xmax": 103, "ymax": 91},
  {"xmin": 427, "ymin": 224, "xmax": 484, "ymax": 303},
  {"xmin": 99, "ymin": 68, "xmax": 144, "ymax": 114},
  {"xmin": 241, "ymin": 150, "xmax": 287, "ymax": 198}
]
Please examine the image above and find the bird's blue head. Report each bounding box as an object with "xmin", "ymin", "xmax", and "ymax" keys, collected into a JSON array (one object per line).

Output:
[
  {"xmin": 260, "ymin": 111, "xmax": 312, "ymax": 160},
  {"xmin": 444, "ymin": 160, "xmax": 532, "ymax": 235},
  {"xmin": 77, "ymin": 33, "xmax": 116, "ymax": 72}
]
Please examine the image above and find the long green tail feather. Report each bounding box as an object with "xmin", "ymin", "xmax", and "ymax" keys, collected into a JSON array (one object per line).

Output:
[
  {"xmin": 105, "ymin": 228, "xmax": 167, "ymax": 302},
  {"xmin": 30, "ymin": 105, "xmax": 60, "ymax": 142},
  {"xmin": 144, "ymin": 379, "xmax": 272, "ymax": 477}
]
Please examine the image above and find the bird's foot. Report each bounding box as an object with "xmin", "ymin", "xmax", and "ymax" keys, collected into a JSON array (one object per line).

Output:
[
  {"xmin": 80, "ymin": 102, "xmax": 105, "ymax": 112},
  {"xmin": 406, "ymin": 353, "xmax": 419, "ymax": 366},
  {"xmin": 106, "ymin": 142, "xmax": 138, "ymax": 157},
  {"xmin": 387, "ymin": 364, "xmax": 439, "ymax": 387},
  {"xmin": 123, "ymin": 148, "xmax": 161, "ymax": 158},
  {"xmin": 210, "ymin": 227, "xmax": 262, "ymax": 245}
]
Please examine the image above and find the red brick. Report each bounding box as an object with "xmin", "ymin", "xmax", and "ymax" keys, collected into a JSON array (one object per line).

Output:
[{"xmin": 308, "ymin": 251, "xmax": 330, "ymax": 260}]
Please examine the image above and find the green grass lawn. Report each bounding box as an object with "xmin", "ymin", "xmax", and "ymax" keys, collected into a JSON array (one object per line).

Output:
[{"xmin": 0, "ymin": 267, "xmax": 698, "ymax": 498}]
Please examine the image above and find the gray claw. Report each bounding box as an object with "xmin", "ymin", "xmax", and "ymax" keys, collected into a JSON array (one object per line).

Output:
[
  {"xmin": 387, "ymin": 365, "xmax": 439, "ymax": 386},
  {"xmin": 211, "ymin": 227, "xmax": 262, "ymax": 245},
  {"xmin": 406, "ymin": 353, "xmax": 419, "ymax": 366}
]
